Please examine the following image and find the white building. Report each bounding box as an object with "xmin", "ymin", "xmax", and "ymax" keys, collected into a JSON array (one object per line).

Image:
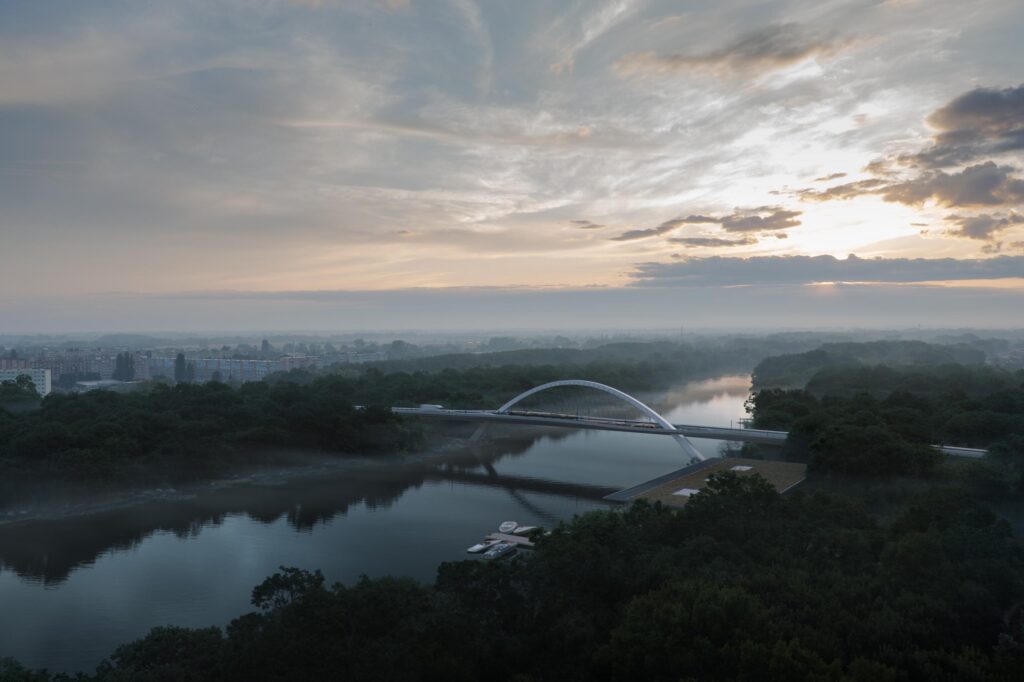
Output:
[{"xmin": 0, "ymin": 368, "xmax": 52, "ymax": 397}]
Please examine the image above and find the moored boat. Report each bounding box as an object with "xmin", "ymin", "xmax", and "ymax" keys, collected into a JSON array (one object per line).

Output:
[
  {"xmin": 482, "ymin": 542, "xmax": 516, "ymax": 559},
  {"xmin": 465, "ymin": 539, "xmax": 500, "ymax": 553}
]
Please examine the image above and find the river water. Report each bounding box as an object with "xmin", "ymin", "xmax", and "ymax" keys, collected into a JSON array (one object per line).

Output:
[{"xmin": 0, "ymin": 375, "xmax": 751, "ymax": 673}]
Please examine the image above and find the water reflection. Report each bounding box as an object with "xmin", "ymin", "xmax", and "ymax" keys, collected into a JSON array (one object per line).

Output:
[{"xmin": 0, "ymin": 436, "xmax": 616, "ymax": 585}]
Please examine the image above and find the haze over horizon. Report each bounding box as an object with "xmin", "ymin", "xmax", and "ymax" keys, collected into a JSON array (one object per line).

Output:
[{"xmin": 2, "ymin": 0, "xmax": 1023, "ymax": 331}]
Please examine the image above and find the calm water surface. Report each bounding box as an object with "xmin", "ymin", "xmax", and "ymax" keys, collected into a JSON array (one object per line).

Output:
[{"xmin": 0, "ymin": 376, "xmax": 750, "ymax": 673}]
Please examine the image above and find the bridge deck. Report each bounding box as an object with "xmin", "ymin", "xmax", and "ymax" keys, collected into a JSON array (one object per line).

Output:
[
  {"xmin": 391, "ymin": 406, "xmax": 988, "ymax": 458},
  {"xmin": 391, "ymin": 407, "xmax": 788, "ymax": 444}
]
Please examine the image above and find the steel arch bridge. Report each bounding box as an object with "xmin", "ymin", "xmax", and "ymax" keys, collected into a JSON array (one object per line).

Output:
[{"xmin": 495, "ymin": 379, "xmax": 705, "ymax": 460}]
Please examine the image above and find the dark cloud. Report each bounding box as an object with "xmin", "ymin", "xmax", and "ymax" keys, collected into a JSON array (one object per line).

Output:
[
  {"xmin": 675, "ymin": 215, "xmax": 720, "ymax": 224},
  {"xmin": 668, "ymin": 235, "xmax": 758, "ymax": 248},
  {"xmin": 631, "ymin": 254, "xmax": 1024, "ymax": 287},
  {"xmin": 814, "ymin": 172, "xmax": 847, "ymax": 182},
  {"xmin": 900, "ymin": 83, "xmax": 1024, "ymax": 168},
  {"xmin": 719, "ymin": 206, "xmax": 802, "ymax": 232},
  {"xmin": 881, "ymin": 162, "xmax": 1024, "ymax": 207},
  {"xmin": 611, "ymin": 207, "xmax": 801, "ymax": 241},
  {"xmin": 799, "ymin": 178, "xmax": 889, "ymax": 200},
  {"xmin": 945, "ymin": 212, "xmax": 1024, "ymax": 240},
  {"xmin": 803, "ymin": 163, "xmax": 1024, "ymax": 208},
  {"xmin": 571, "ymin": 219, "xmax": 604, "ymax": 229},
  {"xmin": 611, "ymin": 219, "xmax": 685, "ymax": 241},
  {"xmin": 616, "ymin": 23, "xmax": 850, "ymax": 77}
]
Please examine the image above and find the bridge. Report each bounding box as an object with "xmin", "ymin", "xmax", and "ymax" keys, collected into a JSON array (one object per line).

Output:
[{"xmin": 390, "ymin": 379, "xmax": 987, "ymax": 460}]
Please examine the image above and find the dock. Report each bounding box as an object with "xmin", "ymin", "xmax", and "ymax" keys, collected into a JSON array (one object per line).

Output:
[
  {"xmin": 485, "ymin": 532, "xmax": 536, "ymax": 548},
  {"xmin": 605, "ymin": 457, "xmax": 807, "ymax": 508}
]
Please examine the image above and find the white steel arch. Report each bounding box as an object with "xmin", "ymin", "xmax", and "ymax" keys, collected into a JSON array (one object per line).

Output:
[{"xmin": 496, "ymin": 379, "xmax": 705, "ymax": 460}]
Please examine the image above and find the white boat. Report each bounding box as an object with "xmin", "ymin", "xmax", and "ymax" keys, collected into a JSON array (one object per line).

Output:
[
  {"xmin": 512, "ymin": 526, "xmax": 538, "ymax": 536},
  {"xmin": 482, "ymin": 542, "xmax": 516, "ymax": 559},
  {"xmin": 465, "ymin": 539, "xmax": 499, "ymax": 553},
  {"xmin": 498, "ymin": 520, "xmax": 518, "ymax": 534}
]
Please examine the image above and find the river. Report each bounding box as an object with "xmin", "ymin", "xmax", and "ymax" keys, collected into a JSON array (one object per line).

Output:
[{"xmin": 0, "ymin": 375, "xmax": 751, "ymax": 673}]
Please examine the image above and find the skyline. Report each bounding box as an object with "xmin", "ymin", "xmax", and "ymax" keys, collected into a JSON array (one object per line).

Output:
[{"xmin": 2, "ymin": 0, "xmax": 1023, "ymax": 330}]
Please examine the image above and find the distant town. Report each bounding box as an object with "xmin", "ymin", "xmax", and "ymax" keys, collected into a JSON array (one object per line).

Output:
[
  {"xmin": 4, "ymin": 329, "xmax": 1024, "ymax": 400},
  {"xmin": 0, "ymin": 332, "xmax": 630, "ymax": 397}
]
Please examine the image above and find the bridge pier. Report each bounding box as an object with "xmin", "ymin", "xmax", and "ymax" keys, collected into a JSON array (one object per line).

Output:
[{"xmin": 469, "ymin": 423, "xmax": 489, "ymax": 443}]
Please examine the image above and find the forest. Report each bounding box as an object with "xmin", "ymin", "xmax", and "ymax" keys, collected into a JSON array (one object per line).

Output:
[
  {"xmin": 747, "ymin": 364, "xmax": 1024, "ymax": 487},
  {"xmin": 2, "ymin": 473, "xmax": 1022, "ymax": 681},
  {"xmin": 751, "ymin": 340, "xmax": 989, "ymax": 389},
  {"xmin": 0, "ymin": 379, "xmax": 419, "ymax": 480},
  {"xmin": 0, "ymin": 340, "xmax": 777, "ymax": 480}
]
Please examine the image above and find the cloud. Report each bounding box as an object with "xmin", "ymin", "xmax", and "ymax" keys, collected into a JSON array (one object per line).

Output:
[
  {"xmin": 882, "ymin": 162, "xmax": 1024, "ymax": 207},
  {"xmin": 7, "ymin": 283, "xmax": 1024, "ymax": 333},
  {"xmin": 803, "ymin": 163, "xmax": 1024, "ymax": 208},
  {"xmin": 899, "ymin": 83, "xmax": 1024, "ymax": 168},
  {"xmin": 814, "ymin": 172, "xmax": 847, "ymax": 182},
  {"xmin": 611, "ymin": 219, "xmax": 683, "ymax": 241},
  {"xmin": 719, "ymin": 206, "xmax": 802, "ymax": 232},
  {"xmin": 632, "ymin": 254, "xmax": 1024, "ymax": 287},
  {"xmin": 571, "ymin": 219, "xmax": 604, "ymax": 229},
  {"xmin": 795, "ymin": 85, "xmax": 1024, "ymax": 244},
  {"xmin": 668, "ymin": 236, "xmax": 758, "ymax": 248},
  {"xmin": 291, "ymin": 0, "xmax": 410, "ymax": 9},
  {"xmin": 548, "ymin": 0, "xmax": 641, "ymax": 76},
  {"xmin": 945, "ymin": 212, "xmax": 1024, "ymax": 240},
  {"xmin": 611, "ymin": 207, "xmax": 801, "ymax": 241},
  {"xmin": 616, "ymin": 23, "xmax": 850, "ymax": 77}
]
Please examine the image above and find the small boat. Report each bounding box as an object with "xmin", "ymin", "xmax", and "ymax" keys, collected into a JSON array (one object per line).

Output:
[
  {"xmin": 465, "ymin": 539, "xmax": 500, "ymax": 554},
  {"xmin": 512, "ymin": 526, "xmax": 538, "ymax": 536},
  {"xmin": 498, "ymin": 520, "xmax": 519, "ymax": 534},
  {"xmin": 482, "ymin": 542, "xmax": 516, "ymax": 560}
]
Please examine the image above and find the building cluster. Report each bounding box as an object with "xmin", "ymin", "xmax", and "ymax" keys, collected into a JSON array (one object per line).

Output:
[
  {"xmin": 0, "ymin": 351, "xmax": 321, "ymax": 396},
  {"xmin": 146, "ymin": 355, "xmax": 318, "ymax": 383},
  {"xmin": 992, "ymin": 348, "xmax": 1024, "ymax": 369}
]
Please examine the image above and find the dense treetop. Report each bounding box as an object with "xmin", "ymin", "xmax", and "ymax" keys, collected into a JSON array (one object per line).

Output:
[{"xmin": 752, "ymin": 340, "xmax": 988, "ymax": 389}]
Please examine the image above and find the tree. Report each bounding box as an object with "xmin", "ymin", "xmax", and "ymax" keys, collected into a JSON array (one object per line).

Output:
[
  {"xmin": 174, "ymin": 353, "xmax": 187, "ymax": 383},
  {"xmin": 112, "ymin": 352, "xmax": 136, "ymax": 382},
  {"xmin": 0, "ymin": 375, "xmax": 40, "ymax": 406}
]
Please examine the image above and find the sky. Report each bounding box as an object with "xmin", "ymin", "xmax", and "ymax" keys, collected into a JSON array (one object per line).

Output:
[{"xmin": 1, "ymin": 0, "xmax": 1023, "ymax": 331}]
